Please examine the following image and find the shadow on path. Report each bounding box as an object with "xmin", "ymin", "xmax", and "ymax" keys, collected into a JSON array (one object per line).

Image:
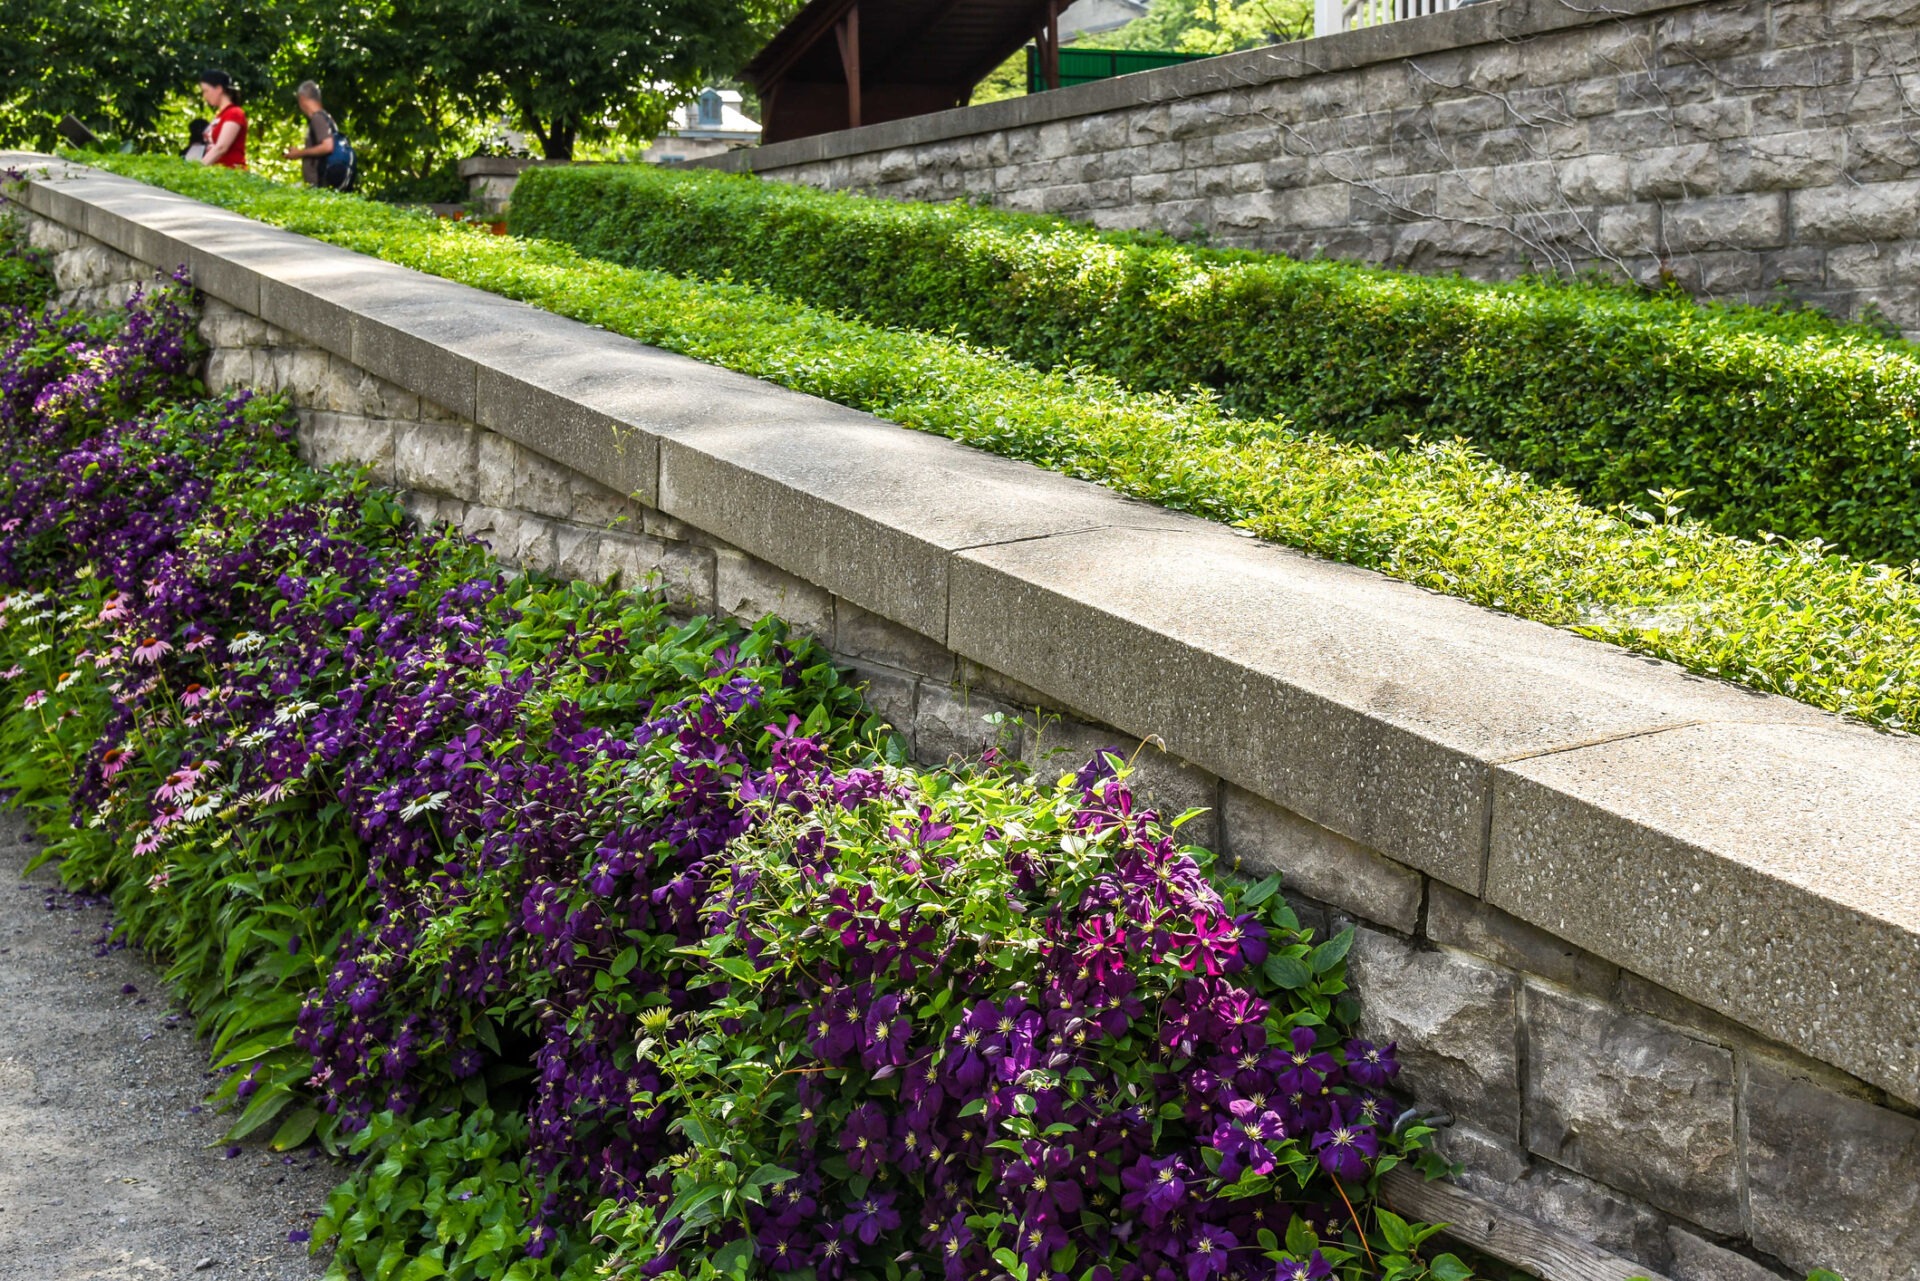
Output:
[{"xmin": 0, "ymin": 810, "xmax": 338, "ymax": 1279}]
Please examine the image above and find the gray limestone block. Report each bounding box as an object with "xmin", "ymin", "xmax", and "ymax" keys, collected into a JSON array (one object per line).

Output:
[
  {"xmin": 1795, "ymin": 177, "xmax": 1920, "ymax": 243},
  {"xmin": 596, "ymin": 530, "xmax": 715, "ymax": 616},
  {"xmin": 197, "ymin": 300, "xmax": 272, "ymax": 350},
  {"xmin": 1724, "ymin": 127, "xmax": 1845, "ymax": 192},
  {"xmin": 1664, "ymin": 193, "xmax": 1788, "ymax": 252},
  {"xmin": 512, "ymin": 442, "xmax": 582, "ymax": 523},
  {"xmin": 1667, "ymin": 1228, "xmax": 1792, "ymax": 1281},
  {"xmin": 1745, "ymin": 1055, "xmax": 1920, "ymax": 1281},
  {"xmin": 393, "ymin": 421, "xmax": 480, "ymax": 499},
  {"xmin": 23, "ymin": 215, "xmax": 79, "ymax": 253},
  {"xmin": 327, "ymin": 359, "xmax": 422, "ymax": 422},
  {"xmin": 1654, "ymin": 0, "xmax": 1771, "ymax": 62},
  {"xmin": 913, "ymin": 682, "xmax": 1021, "ymax": 766},
  {"xmin": 460, "ymin": 505, "xmax": 556, "ymax": 572},
  {"xmin": 400, "ymin": 490, "xmax": 455, "ymax": 530},
  {"xmin": 571, "ymin": 477, "xmax": 644, "ymax": 532},
  {"xmin": 1558, "ymin": 153, "xmax": 1634, "ymax": 205},
  {"xmin": 1425, "ymin": 883, "xmax": 1616, "ymax": 996},
  {"xmin": 1344, "ymin": 929, "xmax": 1522, "ymax": 1141},
  {"xmin": 297, "ymin": 412, "xmax": 395, "ymax": 485},
  {"xmin": 714, "ymin": 547, "xmax": 835, "ymax": 641},
  {"xmin": 1843, "ymin": 119, "xmax": 1920, "ymax": 183},
  {"xmin": 474, "ymin": 431, "xmax": 518, "ymax": 508},
  {"xmin": 1222, "ymin": 785, "xmax": 1423, "ymax": 934},
  {"xmin": 202, "ymin": 347, "xmax": 259, "ymax": 394},
  {"xmin": 1024, "ymin": 720, "xmax": 1220, "ymax": 851},
  {"xmin": 1522, "ymin": 982, "xmax": 1741, "ymax": 1234},
  {"xmin": 841, "ymin": 660, "xmax": 918, "ymax": 746},
  {"xmin": 833, "ymin": 599, "xmax": 954, "ymax": 683},
  {"xmin": 551, "ymin": 524, "xmax": 605, "ymax": 583}
]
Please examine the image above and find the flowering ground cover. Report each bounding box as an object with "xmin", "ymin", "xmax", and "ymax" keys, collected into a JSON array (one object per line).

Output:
[
  {"xmin": 61, "ymin": 156, "xmax": 1920, "ymax": 733},
  {"xmin": 0, "ymin": 211, "xmax": 1464, "ymax": 1281}
]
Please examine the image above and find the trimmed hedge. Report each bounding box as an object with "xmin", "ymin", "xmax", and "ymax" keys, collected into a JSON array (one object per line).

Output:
[
  {"xmin": 509, "ymin": 164, "xmax": 1920, "ymax": 564},
  {"xmin": 59, "ymin": 157, "xmax": 1920, "ymax": 732}
]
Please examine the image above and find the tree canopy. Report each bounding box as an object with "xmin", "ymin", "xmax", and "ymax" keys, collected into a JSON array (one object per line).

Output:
[{"xmin": 0, "ymin": 0, "xmax": 798, "ymax": 183}]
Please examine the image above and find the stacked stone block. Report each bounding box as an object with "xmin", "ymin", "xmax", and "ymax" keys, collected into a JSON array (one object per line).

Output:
[
  {"xmin": 710, "ymin": 0, "xmax": 1920, "ymax": 336},
  {"xmin": 23, "ymin": 211, "xmax": 1920, "ymax": 1281}
]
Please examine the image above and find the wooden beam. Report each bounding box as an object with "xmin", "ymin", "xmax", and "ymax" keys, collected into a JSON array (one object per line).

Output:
[
  {"xmin": 834, "ymin": 3, "xmax": 862, "ymax": 128},
  {"xmin": 1379, "ymin": 1169, "xmax": 1674, "ymax": 1281},
  {"xmin": 1036, "ymin": 0, "xmax": 1061, "ymax": 90}
]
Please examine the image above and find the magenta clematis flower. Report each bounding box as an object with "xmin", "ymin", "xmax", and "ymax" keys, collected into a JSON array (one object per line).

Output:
[{"xmin": 1312, "ymin": 1120, "xmax": 1379, "ymax": 1181}]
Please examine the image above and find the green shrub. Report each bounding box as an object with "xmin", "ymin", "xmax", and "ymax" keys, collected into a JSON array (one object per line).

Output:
[
  {"xmin": 62, "ymin": 156, "xmax": 1920, "ymax": 731},
  {"xmin": 509, "ymin": 164, "xmax": 1920, "ymax": 563}
]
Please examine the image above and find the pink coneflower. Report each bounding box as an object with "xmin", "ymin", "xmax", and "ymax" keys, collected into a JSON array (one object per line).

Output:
[
  {"xmin": 181, "ymin": 682, "xmax": 210, "ymax": 707},
  {"xmin": 0, "ymin": 665, "xmax": 21, "ymax": 680},
  {"xmin": 183, "ymin": 629, "xmax": 214, "ymax": 653},
  {"xmin": 101, "ymin": 746, "xmax": 132, "ymax": 779},
  {"xmin": 155, "ymin": 765, "xmax": 203, "ymax": 803},
  {"xmin": 99, "ymin": 594, "xmax": 130, "ymax": 622},
  {"xmin": 145, "ymin": 868, "xmax": 170, "ymax": 891},
  {"xmin": 131, "ymin": 636, "xmax": 173, "ymax": 664},
  {"xmin": 93, "ymin": 647, "xmax": 121, "ymax": 669},
  {"xmin": 132, "ymin": 831, "xmax": 162, "ymax": 857},
  {"xmin": 22, "ymin": 690, "xmax": 46, "ymax": 710},
  {"xmin": 1, "ymin": 518, "xmax": 18, "ymax": 533}
]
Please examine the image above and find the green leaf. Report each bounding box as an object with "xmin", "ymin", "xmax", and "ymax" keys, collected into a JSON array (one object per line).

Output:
[
  {"xmin": 711, "ymin": 1238, "xmax": 753, "ymax": 1276},
  {"xmin": 1240, "ymin": 874, "xmax": 1281, "ymax": 907},
  {"xmin": 269, "ymin": 1106, "xmax": 321, "ymax": 1151},
  {"xmin": 1263, "ymin": 953, "xmax": 1312, "ymax": 990},
  {"xmin": 1309, "ymin": 927, "xmax": 1354, "ymax": 974},
  {"xmin": 745, "ymin": 1163, "xmax": 800, "ymax": 1189},
  {"xmin": 1376, "ymin": 1208, "xmax": 1412, "ymax": 1253}
]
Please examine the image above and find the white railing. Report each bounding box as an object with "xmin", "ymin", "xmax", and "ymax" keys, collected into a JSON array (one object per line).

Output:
[{"xmin": 1313, "ymin": 0, "xmax": 1468, "ymax": 38}]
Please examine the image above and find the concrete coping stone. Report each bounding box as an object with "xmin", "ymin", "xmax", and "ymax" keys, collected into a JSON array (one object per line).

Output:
[
  {"xmin": 683, "ymin": 0, "xmax": 1704, "ymax": 175},
  {"xmin": 5, "ymin": 154, "xmax": 1917, "ymax": 1106}
]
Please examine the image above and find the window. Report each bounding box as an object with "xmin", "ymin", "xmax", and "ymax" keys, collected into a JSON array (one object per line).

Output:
[{"xmin": 697, "ymin": 91, "xmax": 722, "ymax": 126}]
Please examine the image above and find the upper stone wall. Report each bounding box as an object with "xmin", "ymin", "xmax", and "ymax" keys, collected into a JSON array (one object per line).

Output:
[{"xmin": 691, "ymin": 0, "xmax": 1920, "ymax": 336}]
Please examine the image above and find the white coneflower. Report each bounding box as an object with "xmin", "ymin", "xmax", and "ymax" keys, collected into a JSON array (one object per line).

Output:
[
  {"xmin": 273, "ymin": 699, "xmax": 320, "ymax": 725},
  {"xmin": 399, "ymin": 791, "xmax": 451, "ymax": 821},
  {"xmin": 54, "ymin": 670, "xmax": 79, "ymax": 692},
  {"xmin": 229, "ymin": 631, "xmax": 267, "ymax": 654},
  {"xmin": 25, "ymin": 641, "xmax": 51, "ymax": 657}
]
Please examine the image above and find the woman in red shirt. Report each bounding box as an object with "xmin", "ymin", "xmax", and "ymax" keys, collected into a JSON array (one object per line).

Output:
[{"xmin": 197, "ymin": 70, "xmax": 247, "ymax": 169}]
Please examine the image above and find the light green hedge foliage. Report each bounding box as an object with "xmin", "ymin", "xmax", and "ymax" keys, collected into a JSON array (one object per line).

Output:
[
  {"xmin": 510, "ymin": 163, "xmax": 1920, "ymax": 564},
  {"xmin": 69, "ymin": 155, "xmax": 1920, "ymax": 730}
]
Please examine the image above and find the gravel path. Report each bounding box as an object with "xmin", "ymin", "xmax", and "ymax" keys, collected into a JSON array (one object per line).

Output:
[{"xmin": 0, "ymin": 810, "xmax": 339, "ymax": 1279}]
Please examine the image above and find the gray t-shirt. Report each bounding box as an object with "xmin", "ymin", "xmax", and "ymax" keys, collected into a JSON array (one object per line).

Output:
[{"xmin": 302, "ymin": 109, "xmax": 336, "ymax": 186}]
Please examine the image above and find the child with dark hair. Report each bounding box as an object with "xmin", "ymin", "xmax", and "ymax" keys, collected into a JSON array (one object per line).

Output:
[{"xmin": 182, "ymin": 118, "xmax": 209, "ymax": 162}]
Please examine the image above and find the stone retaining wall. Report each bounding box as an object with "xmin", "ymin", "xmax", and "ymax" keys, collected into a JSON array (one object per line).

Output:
[
  {"xmin": 691, "ymin": 0, "xmax": 1920, "ymax": 337},
  {"xmin": 11, "ymin": 161, "xmax": 1920, "ymax": 1281}
]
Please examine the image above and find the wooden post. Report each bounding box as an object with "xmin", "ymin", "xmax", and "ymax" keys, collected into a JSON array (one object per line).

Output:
[
  {"xmin": 835, "ymin": 4, "xmax": 862, "ymax": 128},
  {"xmin": 1038, "ymin": 0, "xmax": 1062, "ymax": 90}
]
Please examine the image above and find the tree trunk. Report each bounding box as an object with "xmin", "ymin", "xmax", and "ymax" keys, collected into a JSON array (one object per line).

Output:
[{"xmin": 537, "ymin": 121, "xmax": 575, "ymax": 161}]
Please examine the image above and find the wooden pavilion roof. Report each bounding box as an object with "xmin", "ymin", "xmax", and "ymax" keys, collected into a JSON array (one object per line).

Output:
[{"xmin": 743, "ymin": 0, "xmax": 1066, "ymax": 143}]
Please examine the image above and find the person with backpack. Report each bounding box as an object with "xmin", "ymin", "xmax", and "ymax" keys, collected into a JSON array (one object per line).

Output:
[{"xmin": 283, "ymin": 81, "xmax": 354, "ymax": 189}]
